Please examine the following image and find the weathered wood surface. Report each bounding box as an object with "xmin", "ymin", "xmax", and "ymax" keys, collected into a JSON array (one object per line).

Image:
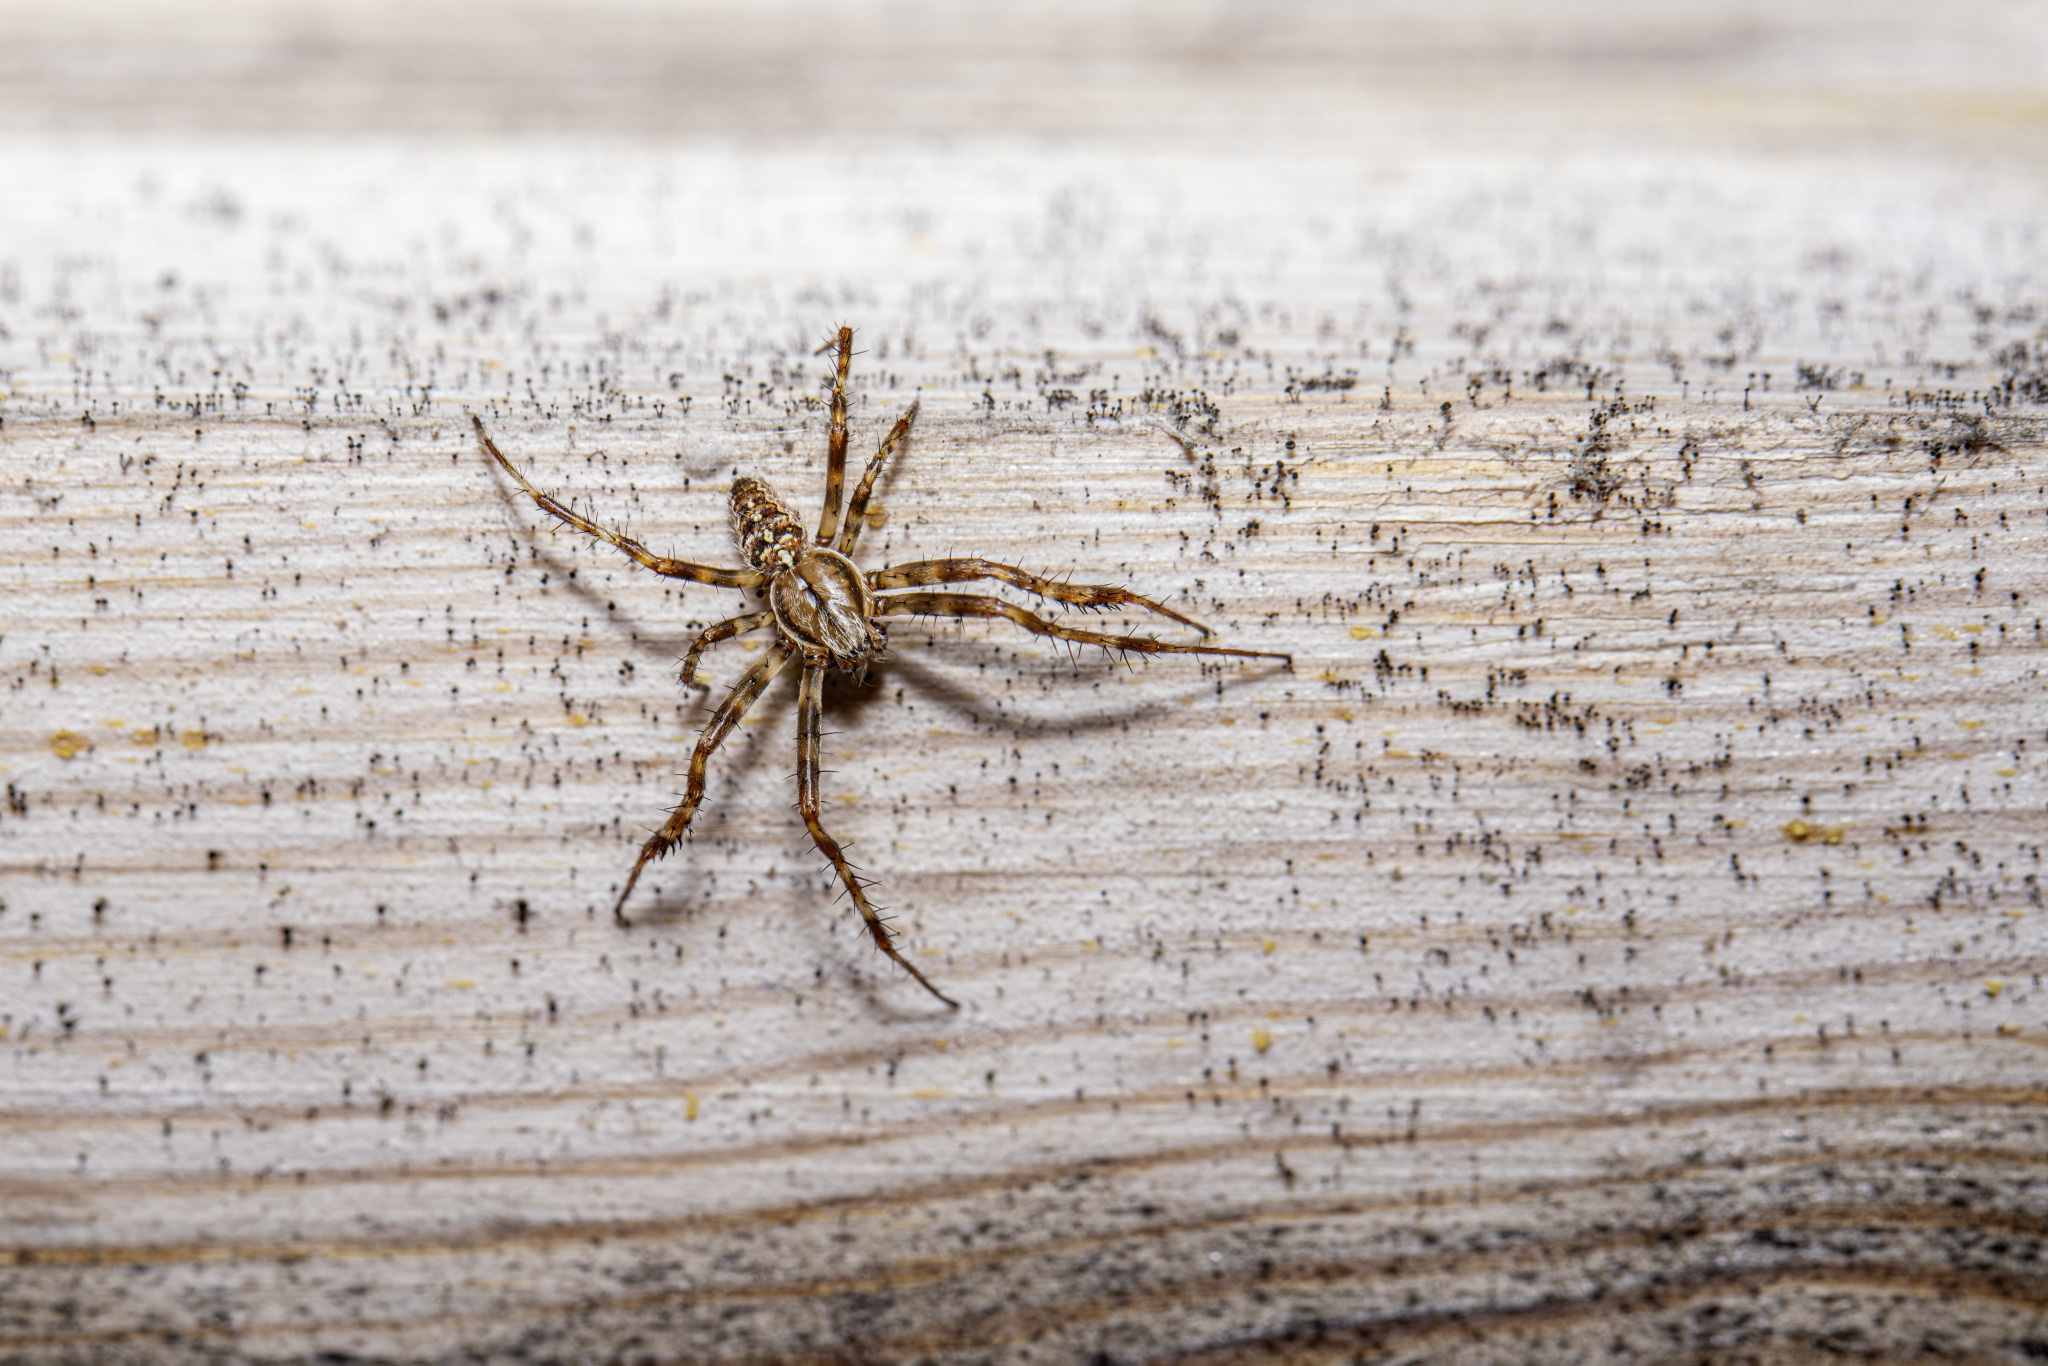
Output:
[{"xmin": 4, "ymin": 4, "xmax": 2047, "ymax": 1362}]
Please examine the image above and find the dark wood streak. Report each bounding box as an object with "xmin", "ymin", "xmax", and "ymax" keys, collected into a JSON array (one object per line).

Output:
[
  {"xmin": 6, "ymin": 1086, "xmax": 2042, "ymax": 1262},
  {"xmin": 7, "ymin": 1171, "xmax": 2043, "ymax": 1356}
]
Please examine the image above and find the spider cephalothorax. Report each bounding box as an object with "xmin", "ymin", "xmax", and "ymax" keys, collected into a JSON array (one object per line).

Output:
[
  {"xmin": 731, "ymin": 476, "xmax": 886, "ymax": 676},
  {"xmin": 474, "ymin": 325, "xmax": 1290, "ymax": 1006}
]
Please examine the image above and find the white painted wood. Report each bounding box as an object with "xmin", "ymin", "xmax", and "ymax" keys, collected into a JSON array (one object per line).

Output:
[{"xmin": 3, "ymin": 4, "xmax": 2045, "ymax": 1360}]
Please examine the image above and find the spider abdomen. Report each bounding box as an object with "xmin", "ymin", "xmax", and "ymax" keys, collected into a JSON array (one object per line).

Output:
[{"xmin": 730, "ymin": 476, "xmax": 807, "ymax": 573}]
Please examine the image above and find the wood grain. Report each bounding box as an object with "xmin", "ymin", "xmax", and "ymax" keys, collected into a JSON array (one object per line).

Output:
[{"xmin": 3, "ymin": 4, "xmax": 2047, "ymax": 1361}]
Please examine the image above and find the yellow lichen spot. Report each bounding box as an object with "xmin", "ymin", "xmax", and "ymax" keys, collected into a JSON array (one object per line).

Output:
[
  {"xmin": 910, "ymin": 1087, "xmax": 952, "ymax": 1100},
  {"xmin": 445, "ymin": 979, "xmax": 477, "ymax": 990},
  {"xmin": 567, "ymin": 714, "xmax": 590, "ymax": 727},
  {"xmin": 180, "ymin": 729, "xmax": 209, "ymax": 751},
  {"xmin": 835, "ymin": 793, "xmax": 858, "ymax": 805},
  {"xmin": 1166, "ymin": 1038, "xmax": 1187, "ymax": 1049},
  {"xmin": 1984, "ymin": 979, "xmax": 2005, "ymax": 998},
  {"xmin": 1959, "ymin": 720, "xmax": 1986, "ymax": 731},
  {"xmin": 1998, "ymin": 1023, "xmax": 2022, "ymax": 1037},
  {"xmin": 302, "ymin": 521, "xmax": 319, "ymax": 531},
  {"xmin": 1823, "ymin": 827, "xmax": 1844, "ymax": 845},
  {"xmin": 1348, "ymin": 625, "xmax": 1375, "ymax": 639},
  {"xmin": 864, "ymin": 505, "xmax": 888, "ymax": 530},
  {"xmin": 930, "ymin": 1037, "xmax": 949, "ymax": 1052},
  {"xmin": 1782, "ymin": 819, "xmax": 1842, "ymax": 844},
  {"xmin": 1262, "ymin": 939, "xmax": 1277, "ymax": 955},
  {"xmin": 1997, "ymin": 768, "xmax": 2018, "ymax": 778},
  {"xmin": 684, "ymin": 1091, "xmax": 700, "ymax": 1120},
  {"xmin": 1251, "ymin": 1027, "xmax": 1274, "ymax": 1054},
  {"xmin": 1220, "ymin": 716, "xmax": 1237, "ymax": 726},
  {"xmin": 49, "ymin": 730, "xmax": 91, "ymax": 759},
  {"xmin": 89, "ymin": 664, "xmax": 109, "ymax": 676},
  {"xmin": 493, "ymin": 683, "xmax": 512, "ymax": 692}
]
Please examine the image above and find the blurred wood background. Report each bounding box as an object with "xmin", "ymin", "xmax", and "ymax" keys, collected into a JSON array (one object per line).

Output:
[{"xmin": 2, "ymin": 1, "xmax": 2045, "ymax": 1361}]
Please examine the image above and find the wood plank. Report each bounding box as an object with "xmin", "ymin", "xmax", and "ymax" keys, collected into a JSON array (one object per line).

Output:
[{"xmin": 3, "ymin": 5, "xmax": 2045, "ymax": 1361}]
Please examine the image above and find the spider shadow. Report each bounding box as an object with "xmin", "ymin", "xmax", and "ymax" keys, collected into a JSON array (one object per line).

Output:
[
  {"xmin": 479, "ymin": 456, "xmax": 763, "ymax": 668},
  {"xmin": 624, "ymin": 665, "xmax": 961, "ymax": 1022},
  {"xmin": 622, "ymin": 658, "xmax": 797, "ymax": 926},
  {"xmin": 868, "ymin": 637, "xmax": 1284, "ymax": 738}
]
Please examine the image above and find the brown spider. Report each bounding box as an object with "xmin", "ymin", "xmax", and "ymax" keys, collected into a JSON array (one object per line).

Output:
[{"xmin": 472, "ymin": 326, "xmax": 1291, "ymax": 1006}]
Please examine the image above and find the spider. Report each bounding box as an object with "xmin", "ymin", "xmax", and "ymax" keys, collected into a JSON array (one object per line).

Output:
[{"xmin": 472, "ymin": 326, "xmax": 1291, "ymax": 1006}]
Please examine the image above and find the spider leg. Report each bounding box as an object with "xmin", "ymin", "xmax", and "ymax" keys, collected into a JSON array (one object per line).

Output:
[
  {"xmin": 473, "ymin": 414, "xmax": 764, "ymax": 590},
  {"xmin": 678, "ymin": 610, "xmax": 775, "ymax": 691},
  {"xmin": 813, "ymin": 325, "xmax": 855, "ymax": 546},
  {"xmin": 868, "ymin": 557, "xmax": 1212, "ymax": 633},
  {"xmin": 876, "ymin": 591, "xmax": 1293, "ymax": 666},
  {"xmin": 613, "ymin": 642, "xmax": 793, "ymax": 925},
  {"xmin": 796, "ymin": 663, "xmax": 959, "ymax": 1007},
  {"xmin": 837, "ymin": 401, "xmax": 920, "ymax": 555}
]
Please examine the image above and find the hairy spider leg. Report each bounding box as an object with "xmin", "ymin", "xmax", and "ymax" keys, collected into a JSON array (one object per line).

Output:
[
  {"xmin": 869, "ymin": 557, "xmax": 1213, "ymax": 633},
  {"xmin": 837, "ymin": 402, "xmax": 920, "ymax": 555},
  {"xmin": 813, "ymin": 325, "xmax": 855, "ymax": 546},
  {"xmin": 876, "ymin": 592, "xmax": 1294, "ymax": 666},
  {"xmin": 614, "ymin": 643, "xmax": 794, "ymax": 924},
  {"xmin": 796, "ymin": 664, "xmax": 960, "ymax": 1007},
  {"xmin": 473, "ymin": 414, "xmax": 764, "ymax": 589},
  {"xmin": 677, "ymin": 610, "xmax": 776, "ymax": 691}
]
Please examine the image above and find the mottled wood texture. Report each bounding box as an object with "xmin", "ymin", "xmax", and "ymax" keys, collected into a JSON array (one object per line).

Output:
[{"xmin": 3, "ymin": 3, "xmax": 2046, "ymax": 1362}]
